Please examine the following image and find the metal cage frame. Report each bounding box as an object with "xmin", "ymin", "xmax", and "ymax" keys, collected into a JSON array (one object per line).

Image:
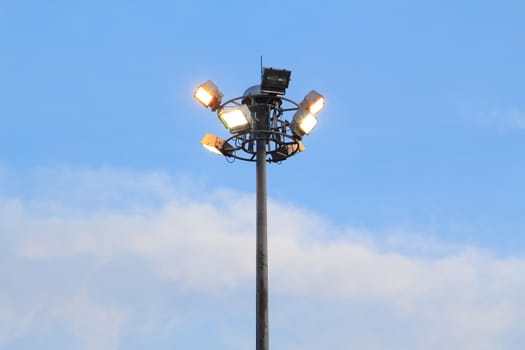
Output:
[{"xmin": 217, "ymin": 93, "xmax": 303, "ymax": 163}]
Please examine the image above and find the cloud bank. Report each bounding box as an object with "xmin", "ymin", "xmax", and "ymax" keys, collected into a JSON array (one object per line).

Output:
[{"xmin": 1, "ymin": 167, "xmax": 524, "ymax": 349}]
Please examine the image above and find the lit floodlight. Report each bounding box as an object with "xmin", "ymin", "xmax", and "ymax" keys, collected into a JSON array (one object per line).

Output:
[
  {"xmin": 298, "ymin": 112, "xmax": 318, "ymax": 134},
  {"xmin": 290, "ymin": 90, "xmax": 325, "ymax": 138},
  {"xmin": 261, "ymin": 68, "xmax": 291, "ymax": 95},
  {"xmin": 302, "ymin": 90, "xmax": 325, "ymax": 115},
  {"xmin": 291, "ymin": 109, "xmax": 318, "ymax": 138},
  {"xmin": 194, "ymin": 80, "xmax": 223, "ymax": 111},
  {"xmin": 218, "ymin": 104, "xmax": 253, "ymax": 132},
  {"xmin": 270, "ymin": 141, "xmax": 305, "ymax": 162},
  {"xmin": 200, "ymin": 133, "xmax": 234, "ymax": 156}
]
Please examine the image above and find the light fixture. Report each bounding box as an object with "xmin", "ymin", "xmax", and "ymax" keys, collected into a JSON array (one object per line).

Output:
[
  {"xmin": 291, "ymin": 109, "xmax": 318, "ymax": 137},
  {"xmin": 301, "ymin": 90, "xmax": 325, "ymax": 115},
  {"xmin": 261, "ymin": 68, "xmax": 291, "ymax": 95},
  {"xmin": 270, "ymin": 141, "xmax": 305, "ymax": 162},
  {"xmin": 200, "ymin": 133, "xmax": 234, "ymax": 156},
  {"xmin": 218, "ymin": 104, "xmax": 253, "ymax": 132},
  {"xmin": 290, "ymin": 90, "xmax": 325, "ymax": 138},
  {"xmin": 194, "ymin": 80, "xmax": 223, "ymax": 111}
]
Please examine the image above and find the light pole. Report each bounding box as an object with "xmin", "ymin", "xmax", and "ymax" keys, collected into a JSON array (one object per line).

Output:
[{"xmin": 194, "ymin": 67, "xmax": 325, "ymax": 350}]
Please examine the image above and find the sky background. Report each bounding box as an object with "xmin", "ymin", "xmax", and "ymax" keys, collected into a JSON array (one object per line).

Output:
[{"xmin": 1, "ymin": 0, "xmax": 524, "ymax": 349}]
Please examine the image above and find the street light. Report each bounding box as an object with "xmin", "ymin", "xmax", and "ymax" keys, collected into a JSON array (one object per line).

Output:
[{"xmin": 194, "ymin": 67, "xmax": 324, "ymax": 350}]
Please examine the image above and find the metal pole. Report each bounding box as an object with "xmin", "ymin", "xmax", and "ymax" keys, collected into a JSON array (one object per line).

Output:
[{"xmin": 256, "ymin": 136, "xmax": 269, "ymax": 350}]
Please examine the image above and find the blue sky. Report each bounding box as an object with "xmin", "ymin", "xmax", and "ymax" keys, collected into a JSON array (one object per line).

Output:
[{"xmin": 1, "ymin": 0, "xmax": 525, "ymax": 349}]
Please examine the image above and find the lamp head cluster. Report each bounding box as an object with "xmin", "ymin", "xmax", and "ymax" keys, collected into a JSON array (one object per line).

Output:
[{"xmin": 194, "ymin": 67, "xmax": 324, "ymax": 162}]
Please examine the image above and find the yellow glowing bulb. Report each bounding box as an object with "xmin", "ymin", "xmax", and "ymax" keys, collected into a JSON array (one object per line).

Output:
[
  {"xmin": 194, "ymin": 87, "xmax": 214, "ymax": 107},
  {"xmin": 299, "ymin": 113, "xmax": 318, "ymax": 135},
  {"xmin": 309, "ymin": 97, "xmax": 325, "ymax": 114}
]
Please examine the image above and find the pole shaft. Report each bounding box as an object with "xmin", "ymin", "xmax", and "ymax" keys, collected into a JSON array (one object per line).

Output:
[{"xmin": 256, "ymin": 137, "xmax": 269, "ymax": 350}]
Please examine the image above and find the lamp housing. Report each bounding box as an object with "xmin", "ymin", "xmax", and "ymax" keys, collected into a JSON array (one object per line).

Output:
[
  {"xmin": 290, "ymin": 109, "xmax": 318, "ymax": 138},
  {"xmin": 270, "ymin": 141, "xmax": 305, "ymax": 162},
  {"xmin": 261, "ymin": 68, "xmax": 291, "ymax": 95},
  {"xmin": 200, "ymin": 133, "xmax": 234, "ymax": 156},
  {"xmin": 218, "ymin": 104, "xmax": 254, "ymax": 133},
  {"xmin": 290, "ymin": 90, "xmax": 325, "ymax": 138},
  {"xmin": 194, "ymin": 80, "xmax": 223, "ymax": 111},
  {"xmin": 301, "ymin": 90, "xmax": 325, "ymax": 115}
]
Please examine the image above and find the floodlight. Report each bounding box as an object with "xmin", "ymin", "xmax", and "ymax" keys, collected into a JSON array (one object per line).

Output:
[
  {"xmin": 194, "ymin": 80, "xmax": 224, "ymax": 111},
  {"xmin": 218, "ymin": 104, "xmax": 253, "ymax": 132},
  {"xmin": 290, "ymin": 90, "xmax": 324, "ymax": 138},
  {"xmin": 270, "ymin": 141, "xmax": 305, "ymax": 162},
  {"xmin": 290, "ymin": 109, "xmax": 318, "ymax": 138},
  {"xmin": 261, "ymin": 68, "xmax": 291, "ymax": 95},
  {"xmin": 200, "ymin": 133, "xmax": 234, "ymax": 156},
  {"xmin": 302, "ymin": 90, "xmax": 325, "ymax": 115}
]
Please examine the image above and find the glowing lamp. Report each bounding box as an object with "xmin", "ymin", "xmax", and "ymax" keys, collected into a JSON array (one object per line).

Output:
[
  {"xmin": 218, "ymin": 104, "xmax": 253, "ymax": 132},
  {"xmin": 302, "ymin": 90, "xmax": 325, "ymax": 115},
  {"xmin": 291, "ymin": 109, "xmax": 318, "ymax": 138},
  {"xmin": 194, "ymin": 80, "xmax": 223, "ymax": 111},
  {"xmin": 200, "ymin": 133, "xmax": 234, "ymax": 156}
]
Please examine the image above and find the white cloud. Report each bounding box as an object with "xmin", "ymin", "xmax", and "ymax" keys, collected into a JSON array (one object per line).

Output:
[
  {"xmin": 53, "ymin": 293, "xmax": 123, "ymax": 350},
  {"xmin": 1, "ymin": 167, "xmax": 525, "ymax": 349}
]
